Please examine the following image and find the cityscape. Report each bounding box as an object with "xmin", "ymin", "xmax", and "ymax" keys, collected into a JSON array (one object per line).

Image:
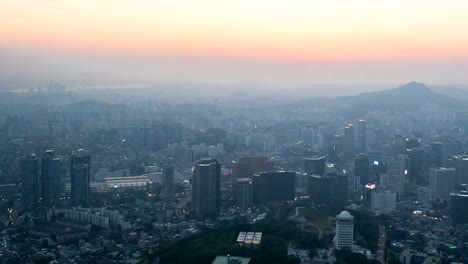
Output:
[{"xmin": 2, "ymin": 1, "xmax": 468, "ymax": 264}]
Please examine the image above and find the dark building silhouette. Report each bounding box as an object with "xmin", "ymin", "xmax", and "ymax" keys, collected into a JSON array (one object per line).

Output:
[
  {"xmin": 253, "ymin": 171, "xmax": 295, "ymax": 204},
  {"xmin": 41, "ymin": 150, "xmax": 61, "ymax": 207},
  {"xmin": 304, "ymin": 156, "xmax": 326, "ymax": 176},
  {"xmin": 354, "ymin": 153, "xmax": 370, "ymax": 185},
  {"xmin": 232, "ymin": 156, "xmax": 274, "ymax": 179},
  {"xmin": 162, "ymin": 164, "xmax": 175, "ymax": 205},
  {"xmin": 343, "ymin": 124, "xmax": 355, "ymax": 160},
  {"xmin": 452, "ymin": 155, "xmax": 468, "ymax": 185},
  {"xmin": 20, "ymin": 154, "xmax": 39, "ymax": 209},
  {"xmin": 405, "ymin": 138, "xmax": 421, "ymax": 149},
  {"xmin": 406, "ymin": 148, "xmax": 424, "ymax": 183},
  {"xmin": 357, "ymin": 119, "xmax": 367, "ymax": 153},
  {"xmin": 235, "ymin": 178, "xmax": 254, "ymax": 208},
  {"xmin": 192, "ymin": 159, "xmax": 220, "ymax": 219},
  {"xmin": 450, "ymin": 191, "xmax": 468, "ymax": 227},
  {"xmin": 308, "ymin": 171, "xmax": 348, "ymax": 209},
  {"xmin": 71, "ymin": 149, "xmax": 90, "ymax": 206}
]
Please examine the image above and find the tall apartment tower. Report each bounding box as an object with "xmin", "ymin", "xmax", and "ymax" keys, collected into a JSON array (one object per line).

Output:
[
  {"xmin": 41, "ymin": 150, "xmax": 61, "ymax": 207},
  {"xmin": 71, "ymin": 149, "xmax": 90, "ymax": 206},
  {"xmin": 20, "ymin": 154, "xmax": 39, "ymax": 209},
  {"xmin": 343, "ymin": 124, "xmax": 355, "ymax": 160},
  {"xmin": 162, "ymin": 164, "xmax": 175, "ymax": 205},
  {"xmin": 335, "ymin": 211, "xmax": 354, "ymax": 249},
  {"xmin": 357, "ymin": 119, "xmax": 367, "ymax": 153},
  {"xmin": 192, "ymin": 159, "xmax": 220, "ymax": 219}
]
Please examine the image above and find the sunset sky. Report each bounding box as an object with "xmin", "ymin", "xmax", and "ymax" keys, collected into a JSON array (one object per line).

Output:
[{"xmin": 1, "ymin": 1, "xmax": 468, "ymax": 89}]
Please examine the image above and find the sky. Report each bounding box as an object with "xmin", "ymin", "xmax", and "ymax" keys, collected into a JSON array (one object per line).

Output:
[{"xmin": 1, "ymin": 1, "xmax": 468, "ymax": 91}]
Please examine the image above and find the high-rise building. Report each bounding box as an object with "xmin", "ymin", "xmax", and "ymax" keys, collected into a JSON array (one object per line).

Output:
[
  {"xmin": 385, "ymin": 155, "xmax": 408, "ymax": 197},
  {"xmin": 232, "ymin": 157, "xmax": 274, "ymax": 179},
  {"xmin": 371, "ymin": 190, "xmax": 396, "ymax": 215},
  {"xmin": 41, "ymin": 150, "xmax": 61, "ymax": 207},
  {"xmin": 235, "ymin": 178, "xmax": 254, "ymax": 208},
  {"xmin": 253, "ymin": 171, "xmax": 295, "ymax": 204},
  {"xmin": 162, "ymin": 164, "xmax": 175, "ymax": 205},
  {"xmin": 354, "ymin": 153, "xmax": 370, "ymax": 185},
  {"xmin": 192, "ymin": 159, "xmax": 220, "ymax": 219},
  {"xmin": 335, "ymin": 211, "xmax": 354, "ymax": 249},
  {"xmin": 20, "ymin": 154, "xmax": 39, "ymax": 209},
  {"xmin": 429, "ymin": 167, "xmax": 456, "ymax": 200},
  {"xmin": 357, "ymin": 119, "xmax": 367, "ymax": 153},
  {"xmin": 405, "ymin": 138, "xmax": 421, "ymax": 149},
  {"xmin": 343, "ymin": 124, "xmax": 355, "ymax": 160},
  {"xmin": 450, "ymin": 191, "xmax": 468, "ymax": 227},
  {"xmin": 452, "ymin": 155, "xmax": 468, "ymax": 185},
  {"xmin": 304, "ymin": 156, "xmax": 326, "ymax": 176},
  {"xmin": 71, "ymin": 149, "xmax": 90, "ymax": 206},
  {"xmin": 406, "ymin": 148, "xmax": 424, "ymax": 183},
  {"xmin": 308, "ymin": 173, "xmax": 348, "ymax": 209}
]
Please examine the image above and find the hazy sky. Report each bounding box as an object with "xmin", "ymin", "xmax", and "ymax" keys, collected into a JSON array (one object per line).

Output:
[{"xmin": 1, "ymin": 1, "xmax": 468, "ymax": 90}]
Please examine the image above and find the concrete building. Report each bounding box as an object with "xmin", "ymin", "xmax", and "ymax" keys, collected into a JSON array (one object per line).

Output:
[
  {"xmin": 371, "ymin": 190, "xmax": 396, "ymax": 215},
  {"xmin": 71, "ymin": 149, "xmax": 90, "ymax": 206},
  {"xmin": 232, "ymin": 157, "xmax": 274, "ymax": 179},
  {"xmin": 304, "ymin": 156, "xmax": 326, "ymax": 176},
  {"xmin": 253, "ymin": 171, "xmax": 295, "ymax": 204},
  {"xmin": 429, "ymin": 167, "xmax": 456, "ymax": 200},
  {"xmin": 20, "ymin": 154, "xmax": 39, "ymax": 209},
  {"xmin": 335, "ymin": 211, "xmax": 354, "ymax": 249},
  {"xmin": 450, "ymin": 191, "xmax": 468, "ymax": 227},
  {"xmin": 41, "ymin": 150, "xmax": 61, "ymax": 207},
  {"xmin": 385, "ymin": 154, "xmax": 408, "ymax": 197},
  {"xmin": 343, "ymin": 124, "xmax": 355, "ymax": 160},
  {"xmin": 235, "ymin": 178, "xmax": 253, "ymax": 209},
  {"xmin": 357, "ymin": 119, "xmax": 367, "ymax": 153},
  {"xmin": 192, "ymin": 159, "xmax": 221, "ymax": 219}
]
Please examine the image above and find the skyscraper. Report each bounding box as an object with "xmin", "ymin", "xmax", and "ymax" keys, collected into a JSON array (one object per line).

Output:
[
  {"xmin": 71, "ymin": 149, "xmax": 90, "ymax": 206},
  {"xmin": 429, "ymin": 167, "xmax": 456, "ymax": 200},
  {"xmin": 253, "ymin": 171, "xmax": 295, "ymax": 204},
  {"xmin": 452, "ymin": 155, "xmax": 468, "ymax": 185},
  {"xmin": 41, "ymin": 150, "xmax": 61, "ymax": 207},
  {"xmin": 335, "ymin": 211, "xmax": 354, "ymax": 249},
  {"xmin": 162, "ymin": 164, "xmax": 175, "ymax": 205},
  {"xmin": 343, "ymin": 124, "xmax": 355, "ymax": 160},
  {"xmin": 450, "ymin": 191, "xmax": 468, "ymax": 227},
  {"xmin": 304, "ymin": 156, "xmax": 326, "ymax": 176},
  {"xmin": 235, "ymin": 178, "xmax": 254, "ymax": 209},
  {"xmin": 20, "ymin": 154, "xmax": 39, "ymax": 209},
  {"xmin": 385, "ymin": 154, "xmax": 408, "ymax": 197},
  {"xmin": 192, "ymin": 159, "xmax": 220, "ymax": 219},
  {"xmin": 357, "ymin": 119, "xmax": 367, "ymax": 153},
  {"xmin": 371, "ymin": 190, "xmax": 396, "ymax": 215},
  {"xmin": 354, "ymin": 153, "xmax": 370, "ymax": 185},
  {"xmin": 308, "ymin": 173, "xmax": 348, "ymax": 209}
]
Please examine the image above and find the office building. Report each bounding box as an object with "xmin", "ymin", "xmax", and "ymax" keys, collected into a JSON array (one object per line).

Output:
[
  {"xmin": 335, "ymin": 211, "xmax": 354, "ymax": 249},
  {"xmin": 385, "ymin": 155, "xmax": 408, "ymax": 196},
  {"xmin": 192, "ymin": 159, "xmax": 220, "ymax": 219},
  {"xmin": 20, "ymin": 154, "xmax": 39, "ymax": 209},
  {"xmin": 450, "ymin": 191, "xmax": 468, "ymax": 227},
  {"xmin": 71, "ymin": 149, "xmax": 90, "ymax": 206},
  {"xmin": 371, "ymin": 190, "xmax": 396, "ymax": 215},
  {"xmin": 232, "ymin": 157, "xmax": 274, "ymax": 179},
  {"xmin": 253, "ymin": 171, "xmax": 295, "ymax": 204},
  {"xmin": 357, "ymin": 119, "xmax": 367, "ymax": 153},
  {"xmin": 41, "ymin": 150, "xmax": 61, "ymax": 207},
  {"xmin": 162, "ymin": 164, "xmax": 175, "ymax": 205},
  {"xmin": 308, "ymin": 173, "xmax": 348, "ymax": 209},
  {"xmin": 429, "ymin": 167, "xmax": 456, "ymax": 200},
  {"xmin": 354, "ymin": 153, "xmax": 370, "ymax": 185},
  {"xmin": 235, "ymin": 178, "xmax": 254, "ymax": 208},
  {"xmin": 343, "ymin": 124, "xmax": 355, "ymax": 160},
  {"xmin": 304, "ymin": 156, "xmax": 326, "ymax": 176},
  {"xmin": 452, "ymin": 155, "xmax": 468, "ymax": 185},
  {"xmin": 406, "ymin": 148, "xmax": 424, "ymax": 183}
]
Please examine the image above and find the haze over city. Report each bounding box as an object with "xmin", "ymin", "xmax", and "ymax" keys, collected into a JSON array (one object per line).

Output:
[{"xmin": 2, "ymin": 2, "xmax": 468, "ymax": 264}]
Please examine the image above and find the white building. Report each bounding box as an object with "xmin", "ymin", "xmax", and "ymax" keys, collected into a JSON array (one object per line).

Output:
[
  {"xmin": 429, "ymin": 167, "xmax": 456, "ymax": 200},
  {"xmin": 371, "ymin": 190, "xmax": 396, "ymax": 215},
  {"xmin": 335, "ymin": 211, "xmax": 354, "ymax": 249}
]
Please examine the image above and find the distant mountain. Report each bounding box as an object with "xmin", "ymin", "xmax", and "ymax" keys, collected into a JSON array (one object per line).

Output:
[
  {"xmin": 297, "ymin": 81, "xmax": 467, "ymax": 118},
  {"xmin": 430, "ymin": 85, "xmax": 468, "ymax": 102}
]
